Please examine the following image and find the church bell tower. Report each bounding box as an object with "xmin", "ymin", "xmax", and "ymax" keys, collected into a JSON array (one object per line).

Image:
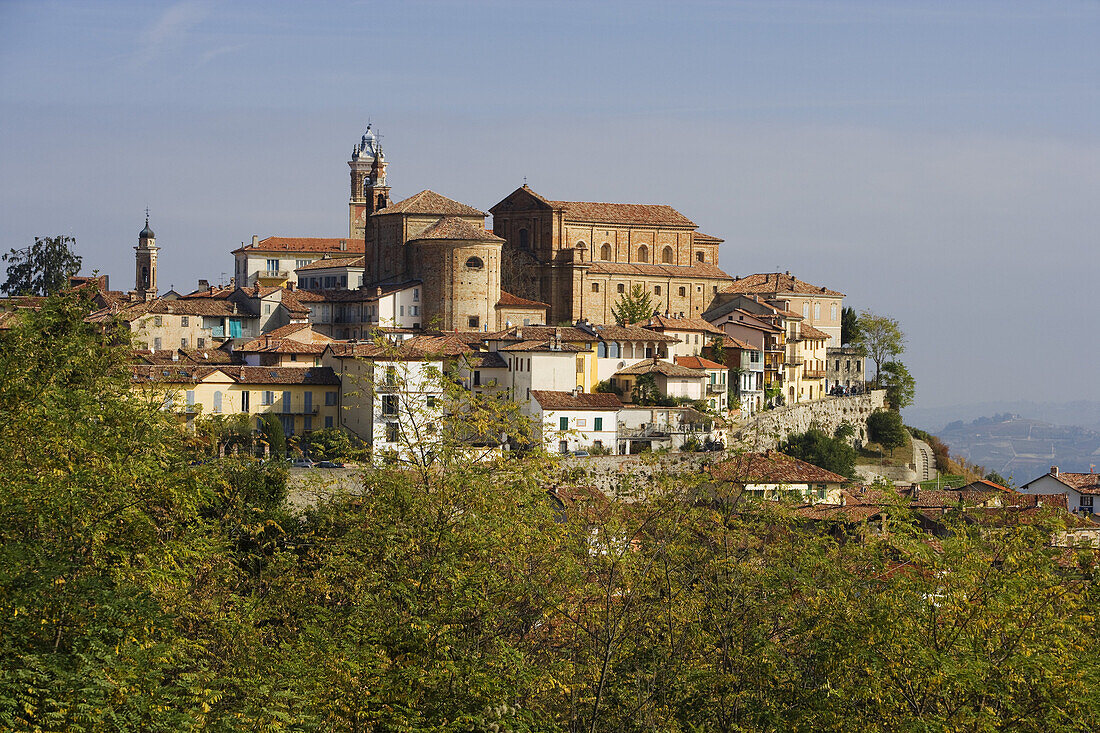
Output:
[
  {"xmin": 134, "ymin": 211, "xmax": 158, "ymax": 301},
  {"xmin": 348, "ymin": 123, "xmax": 391, "ymax": 240}
]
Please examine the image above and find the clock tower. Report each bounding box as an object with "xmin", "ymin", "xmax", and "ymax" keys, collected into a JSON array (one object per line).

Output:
[
  {"xmin": 348, "ymin": 123, "xmax": 391, "ymax": 240},
  {"xmin": 134, "ymin": 211, "xmax": 158, "ymax": 301}
]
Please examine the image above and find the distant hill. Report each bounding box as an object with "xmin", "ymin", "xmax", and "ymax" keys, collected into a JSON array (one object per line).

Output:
[
  {"xmin": 934, "ymin": 413, "xmax": 1100, "ymax": 484},
  {"xmin": 904, "ymin": 400, "xmax": 1100, "ymax": 435}
]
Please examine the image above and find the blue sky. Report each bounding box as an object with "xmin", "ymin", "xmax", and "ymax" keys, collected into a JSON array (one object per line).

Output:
[{"xmin": 1, "ymin": 0, "xmax": 1098, "ymax": 410}]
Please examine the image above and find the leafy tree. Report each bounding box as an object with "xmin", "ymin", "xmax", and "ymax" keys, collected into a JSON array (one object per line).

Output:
[
  {"xmin": 709, "ymin": 336, "xmax": 725, "ymax": 364},
  {"xmin": 984, "ymin": 470, "xmax": 1013, "ymax": 488},
  {"xmin": 301, "ymin": 426, "xmax": 354, "ymax": 461},
  {"xmin": 879, "ymin": 360, "xmax": 916, "ymax": 409},
  {"xmin": 632, "ymin": 372, "xmax": 659, "ymax": 405},
  {"xmin": 841, "ymin": 305, "xmax": 861, "ymax": 346},
  {"xmin": 855, "ymin": 309, "xmax": 906, "ymax": 384},
  {"xmin": 611, "ymin": 283, "xmax": 655, "ymax": 326},
  {"xmin": 259, "ymin": 412, "xmax": 286, "ymax": 458},
  {"xmin": 2, "ymin": 235, "xmax": 82, "ymax": 296},
  {"xmin": 868, "ymin": 409, "xmax": 908, "ymax": 456},
  {"xmin": 779, "ymin": 426, "xmax": 857, "ymax": 478},
  {"xmin": 834, "ymin": 421, "xmax": 855, "ymax": 440}
]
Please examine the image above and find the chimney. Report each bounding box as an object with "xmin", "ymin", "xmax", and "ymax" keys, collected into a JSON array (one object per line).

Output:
[
  {"xmin": 340, "ymin": 239, "xmax": 347, "ymax": 251},
  {"xmin": 198, "ymin": 279, "xmax": 209, "ymax": 290},
  {"xmin": 171, "ymin": 351, "xmax": 179, "ymax": 362},
  {"xmin": 376, "ymin": 286, "xmax": 382, "ymax": 297},
  {"xmin": 251, "ymin": 235, "xmax": 259, "ymax": 246},
  {"xmin": 287, "ymin": 282, "xmax": 295, "ymax": 292},
  {"xmin": 1051, "ymin": 466, "xmax": 1059, "ymax": 477}
]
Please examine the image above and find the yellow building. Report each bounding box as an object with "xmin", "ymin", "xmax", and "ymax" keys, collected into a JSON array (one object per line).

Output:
[{"xmin": 131, "ymin": 364, "xmax": 340, "ymax": 436}]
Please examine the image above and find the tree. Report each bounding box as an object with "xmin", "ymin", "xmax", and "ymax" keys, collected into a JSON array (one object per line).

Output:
[
  {"xmin": 2, "ymin": 235, "xmax": 82, "ymax": 296},
  {"xmin": 779, "ymin": 427, "xmax": 857, "ymax": 478},
  {"xmin": 855, "ymin": 309, "xmax": 905, "ymax": 384},
  {"xmin": 632, "ymin": 372, "xmax": 659, "ymax": 405},
  {"xmin": 841, "ymin": 305, "xmax": 861, "ymax": 346},
  {"xmin": 709, "ymin": 336, "xmax": 725, "ymax": 364},
  {"xmin": 867, "ymin": 409, "xmax": 907, "ymax": 456},
  {"xmin": 259, "ymin": 412, "xmax": 286, "ymax": 458},
  {"xmin": 302, "ymin": 426, "xmax": 354, "ymax": 461},
  {"xmin": 610, "ymin": 284, "xmax": 655, "ymax": 326},
  {"xmin": 879, "ymin": 360, "xmax": 916, "ymax": 409}
]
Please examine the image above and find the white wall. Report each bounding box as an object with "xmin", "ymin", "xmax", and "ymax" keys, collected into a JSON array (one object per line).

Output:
[{"xmin": 540, "ymin": 408, "xmax": 619, "ymax": 454}]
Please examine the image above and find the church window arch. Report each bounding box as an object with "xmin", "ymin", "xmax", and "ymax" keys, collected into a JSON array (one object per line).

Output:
[
  {"xmin": 600, "ymin": 243, "xmax": 612, "ymax": 260},
  {"xmin": 362, "ymin": 178, "xmax": 372, "ymax": 195},
  {"xmin": 598, "ymin": 342, "xmax": 607, "ymax": 358},
  {"xmin": 617, "ymin": 283, "xmax": 625, "ymax": 294},
  {"xmin": 518, "ymin": 228, "xmax": 530, "ymax": 250},
  {"xmin": 662, "ymin": 246, "xmax": 674, "ymax": 264},
  {"xmin": 377, "ymin": 194, "xmax": 386, "ymax": 210},
  {"xmin": 465, "ymin": 256, "xmax": 484, "ymax": 270},
  {"xmin": 678, "ymin": 286, "xmax": 686, "ymax": 297},
  {"xmin": 637, "ymin": 245, "xmax": 649, "ymax": 263}
]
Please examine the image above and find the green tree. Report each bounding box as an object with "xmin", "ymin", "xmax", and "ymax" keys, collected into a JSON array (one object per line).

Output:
[
  {"xmin": 709, "ymin": 335, "xmax": 725, "ymax": 364},
  {"xmin": 259, "ymin": 412, "xmax": 286, "ymax": 458},
  {"xmin": 301, "ymin": 426, "xmax": 354, "ymax": 461},
  {"xmin": 632, "ymin": 373, "xmax": 659, "ymax": 405},
  {"xmin": 2, "ymin": 235, "xmax": 82, "ymax": 296},
  {"xmin": 868, "ymin": 409, "xmax": 908, "ymax": 456},
  {"xmin": 610, "ymin": 283, "xmax": 655, "ymax": 326},
  {"xmin": 779, "ymin": 427, "xmax": 857, "ymax": 478},
  {"xmin": 879, "ymin": 360, "xmax": 916, "ymax": 409},
  {"xmin": 855, "ymin": 309, "xmax": 906, "ymax": 384},
  {"xmin": 841, "ymin": 305, "xmax": 861, "ymax": 346}
]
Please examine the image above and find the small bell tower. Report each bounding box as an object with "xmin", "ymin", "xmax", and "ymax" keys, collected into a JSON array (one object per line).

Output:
[
  {"xmin": 134, "ymin": 210, "xmax": 158, "ymax": 301},
  {"xmin": 348, "ymin": 122, "xmax": 391, "ymax": 240}
]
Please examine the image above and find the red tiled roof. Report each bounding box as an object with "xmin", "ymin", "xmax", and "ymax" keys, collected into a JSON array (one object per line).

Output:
[
  {"xmin": 549, "ymin": 200, "xmax": 696, "ymax": 228},
  {"xmin": 799, "ymin": 324, "xmax": 830, "ymax": 341},
  {"xmin": 675, "ymin": 355, "xmax": 728, "ymax": 370},
  {"xmin": 710, "ymin": 451, "xmax": 850, "ymax": 485},
  {"xmin": 1038, "ymin": 471, "xmax": 1100, "ymax": 495},
  {"xmin": 498, "ymin": 339, "xmax": 586, "ymax": 353},
  {"xmin": 693, "ymin": 232, "xmax": 724, "ymax": 244},
  {"xmin": 324, "ymin": 334, "xmax": 471, "ymax": 360},
  {"xmin": 633, "ymin": 314, "xmax": 725, "ymax": 335},
  {"xmin": 719, "ymin": 334, "xmax": 757, "ymax": 350},
  {"xmin": 530, "ymin": 390, "xmax": 623, "ymax": 411},
  {"xmin": 722, "ymin": 272, "xmax": 844, "ymax": 297},
  {"xmin": 488, "ymin": 325, "xmax": 595, "ymax": 343},
  {"xmin": 295, "ymin": 256, "xmax": 365, "ymax": 271},
  {"xmin": 615, "ymin": 358, "xmax": 706, "ymax": 378},
  {"xmin": 131, "ymin": 364, "xmax": 339, "ymax": 385},
  {"xmin": 381, "ymin": 190, "xmax": 486, "ymax": 217},
  {"xmin": 410, "ymin": 216, "xmax": 503, "ymax": 243},
  {"xmin": 586, "ymin": 261, "xmax": 733, "ymax": 280},
  {"xmin": 496, "ymin": 291, "xmax": 550, "ymax": 309},
  {"xmin": 232, "ymin": 237, "xmax": 362, "ymax": 255},
  {"xmin": 588, "ymin": 324, "xmax": 679, "ymax": 343}
]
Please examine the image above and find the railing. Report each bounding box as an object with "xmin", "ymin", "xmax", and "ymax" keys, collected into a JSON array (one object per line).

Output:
[
  {"xmin": 211, "ymin": 326, "xmax": 225, "ymax": 338},
  {"xmin": 706, "ymin": 383, "xmax": 725, "ymax": 394},
  {"xmin": 785, "ymin": 356, "xmax": 804, "ymax": 367},
  {"xmin": 260, "ymin": 270, "xmax": 290, "ymax": 279},
  {"xmin": 803, "ymin": 369, "xmax": 826, "ymax": 379}
]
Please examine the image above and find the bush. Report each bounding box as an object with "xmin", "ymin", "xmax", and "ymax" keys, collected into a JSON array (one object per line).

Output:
[
  {"xmin": 780, "ymin": 428, "xmax": 857, "ymax": 478},
  {"xmin": 681, "ymin": 436, "xmax": 702, "ymax": 453},
  {"xmin": 867, "ymin": 410, "xmax": 907, "ymax": 456}
]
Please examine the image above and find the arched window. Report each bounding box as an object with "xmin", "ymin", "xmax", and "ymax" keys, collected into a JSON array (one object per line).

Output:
[
  {"xmin": 591, "ymin": 282, "xmax": 599, "ymax": 292},
  {"xmin": 140, "ymin": 266, "xmax": 149, "ymax": 289},
  {"xmin": 610, "ymin": 342, "xmax": 620, "ymax": 358},
  {"xmin": 597, "ymin": 342, "xmax": 608, "ymax": 357},
  {"xmin": 696, "ymin": 251, "xmax": 705, "ymax": 262},
  {"xmin": 678, "ymin": 286, "xmax": 686, "ymax": 297},
  {"xmin": 637, "ymin": 245, "xmax": 649, "ymax": 263},
  {"xmin": 662, "ymin": 246, "xmax": 674, "ymax": 264},
  {"xmin": 600, "ymin": 243, "xmax": 612, "ymax": 260},
  {"xmin": 362, "ymin": 178, "xmax": 372, "ymax": 196},
  {"xmin": 213, "ymin": 390, "xmax": 223, "ymax": 414},
  {"xmin": 518, "ymin": 228, "xmax": 529, "ymax": 249},
  {"xmin": 465, "ymin": 256, "xmax": 484, "ymax": 270},
  {"xmin": 377, "ymin": 194, "xmax": 386, "ymax": 210}
]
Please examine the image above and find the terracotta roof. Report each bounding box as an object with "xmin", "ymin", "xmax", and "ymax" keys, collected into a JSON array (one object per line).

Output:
[
  {"xmin": 295, "ymin": 256, "xmax": 365, "ymax": 272},
  {"xmin": 324, "ymin": 334, "xmax": 471, "ymax": 360},
  {"xmin": 586, "ymin": 261, "xmax": 733, "ymax": 280},
  {"xmin": 549, "ymin": 199, "xmax": 696, "ymax": 228},
  {"xmin": 88, "ymin": 297, "xmax": 254, "ymax": 322},
  {"xmin": 381, "ymin": 190, "xmax": 486, "ymax": 217},
  {"xmin": 710, "ymin": 451, "xmax": 850, "ymax": 485},
  {"xmin": 722, "ymin": 272, "xmax": 844, "ymax": 297},
  {"xmin": 295, "ymin": 280, "xmax": 420, "ymax": 303},
  {"xmin": 675, "ymin": 355, "xmax": 728, "ymax": 370},
  {"xmin": 133, "ymin": 348, "xmax": 236, "ymax": 365},
  {"xmin": 693, "ymin": 232, "xmax": 724, "ymax": 244},
  {"xmin": 954, "ymin": 479, "xmax": 1014, "ymax": 493},
  {"xmin": 792, "ymin": 503, "xmax": 884, "ymax": 522},
  {"xmin": 614, "ymin": 359, "xmax": 706, "ymax": 378},
  {"xmin": 131, "ymin": 364, "xmax": 339, "ymax": 385},
  {"xmin": 262, "ymin": 323, "xmax": 326, "ymax": 341},
  {"xmin": 489, "ymin": 325, "xmax": 595, "ymax": 343},
  {"xmin": 718, "ymin": 309, "xmax": 783, "ymax": 333},
  {"xmin": 1032, "ymin": 471, "xmax": 1100, "ymax": 495},
  {"xmin": 498, "ymin": 339, "xmax": 586, "ymax": 353},
  {"xmin": 410, "ymin": 216, "xmax": 503, "ymax": 243},
  {"xmin": 237, "ymin": 337, "xmax": 328, "ymax": 355},
  {"xmin": 799, "ymin": 324, "xmax": 830, "ymax": 341},
  {"xmin": 277, "ymin": 289, "xmax": 310, "ymax": 315},
  {"xmin": 496, "ymin": 291, "xmax": 550, "ymax": 309},
  {"xmin": 232, "ymin": 237, "xmax": 362, "ymax": 255},
  {"xmin": 588, "ymin": 324, "xmax": 679, "ymax": 343},
  {"xmin": 719, "ymin": 334, "xmax": 757, "ymax": 350},
  {"xmin": 463, "ymin": 351, "xmax": 509, "ymax": 369},
  {"xmin": 530, "ymin": 390, "xmax": 623, "ymax": 411},
  {"xmin": 633, "ymin": 314, "xmax": 724, "ymax": 335}
]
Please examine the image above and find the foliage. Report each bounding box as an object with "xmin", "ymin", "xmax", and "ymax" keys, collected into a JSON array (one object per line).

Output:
[
  {"xmin": 594, "ymin": 379, "xmax": 621, "ymax": 395},
  {"xmin": 681, "ymin": 436, "xmax": 702, "ymax": 452},
  {"xmin": 868, "ymin": 409, "xmax": 908, "ymax": 456},
  {"xmin": 780, "ymin": 427, "xmax": 858, "ymax": 478},
  {"xmin": 834, "ymin": 421, "xmax": 855, "ymax": 440},
  {"xmin": 908, "ymin": 424, "xmax": 953, "ymax": 472},
  {"xmin": 855, "ymin": 309, "xmax": 906, "ymax": 383},
  {"xmin": 258, "ymin": 412, "xmax": 286, "ymax": 458},
  {"xmin": 610, "ymin": 283, "xmax": 655, "ymax": 326},
  {"xmin": 984, "ymin": 470, "xmax": 1014, "ymax": 488},
  {"xmin": 2, "ymin": 235, "xmax": 83, "ymax": 296},
  {"xmin": 841, "ymin": 305, "xmax": 861, "ymax": 346},
  {"xmin": 709, "ymin": 335, "xmax": 725, "ymax": 363},
  {"xmin": 631, "ymin": 372, "xmax": 659, "ymax": 405},
  {"xmin": 301, "ymin": 426, "xmax": 355, "ymax": 461},
  {"xmin": 192, "ymin": 413, "xmax": 255, "ymax": 457},
  {"xmin": 879, "ymin": 359, "xmax": 916, "ymax": 409}
]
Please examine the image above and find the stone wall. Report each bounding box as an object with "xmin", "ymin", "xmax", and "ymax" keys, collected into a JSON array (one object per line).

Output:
[{"xmin": 731, "ymin": 390, "xmax": 887, "ymax": 452}]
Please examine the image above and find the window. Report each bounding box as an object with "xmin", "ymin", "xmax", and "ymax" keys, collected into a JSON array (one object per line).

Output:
[
  {"xmin": 678, "ymin": 287, "xmax": 686, "ymax": 297},
  {"xmin": 591, "ymin": 282, "xmax": 599, "ymax": 292},
  {"xmin": 1081, "ymin": 496, "xmax": 1094, "ymax": 514},
  {"xmin": 410, "ymin": 305, "xmax": 419, "ymax": 316},
  {"xmin": 856, "ymin": 360, "xmax": 862, "ymax": 371},
  {"xmin": 266, "ymin": 258, "xmax": 279, "ymax": 272},
  {"xmin": 518, "ymin": 228, "xmax": 529, "ymax": 249},
  {"xmin": 181, "ymin": 316, "xmax": 189, "ymax": 327},
  {"xmin": 468, "ymin": 315, "xmax": 479, "ymax": 329},
  {"xmin": 186, "ymin": 390, "xmax": 195, "ymax": 407},
  {"xmin": 814, "ymin": 303, "xmax": 821, "ymax": 320},
  {"xmin": 264, "ymin": 304, "xmax": 272, "ymax": 315},
  {"xmin": 325, "ymin": 390, "xmax": 337, "ymax": 406},
  {"xmin": 197, "ymin": 337, "xmax": 205, "ymax": 348},
  {"xmin": 831, "ymin": 304, "xmax": 837, "ymax": 322},
  {"xmin": 212, "ymin": 390, "xmax": 223, "ymax": 413},
  {"xmin": 473, "ymin": 371, "xmax": 481, "ymax": 386},
  {"xmin": 559, "ymin": 416, "xmax": 569, "ymax": 431},
  {"xmin": 180, "ymin": 338, "xmax": 188, "ymax": 348},
  {"xmin": 399, "ymin": 305, "xmax": 404, "ymax": 316},
  {"xmin": 465, "ymin": 256, "xmax": 484, "ymax": 270},
  {"xmin": 654, "ymin": 285, "xmax": 661, "ymax": 295},
  {"xmin": 241, "ymin": 391, "xmax": 249, "ymax": 411},
  {"xmin": 153, "ymin": 337, "xmax": 162, "ymax": 350},
  {"xmin": 594, "ymin": 417, "xmax": 603, "ymax": 431},
  {"xmin": 282, "ymin": 391, "xmax": 291, "ymax": 413},
  {"xmin": 802, "ymin": 303, "xmax": 809, "ymax": 318},
  {"xmin": 597, "ymin": 342, "xmax": 607, "ymax": 357},
  {"xmin": 617, "ymin": 283, "xmax": 625, "ymax": 294},
  {"xmin": 662, "ymin": 246, "xmax": 673, "ymax": 264},
  {"xmin": 303, "ymin": 391, "xmax": 312, "ymax": 413},
  {"xmin": 713, "ymin": 286, "xmax": 718, "ymax": 293},
  {"xmin": 262, "ymin": 391, "xmax": 274, "ymax": 405},
  {"xmin": 637, "ymin": 245, "xmax": 649, "ymax": 263},
  {"xmin": 303, "ymin": 415, "xmax": 312, "ymax": 431},
  {"xmin": 296, "ymin": 259, "xmax": 309, "ymax": 270},
  {"xmin": 426, "ymin": 395, "xmax": 437, "ymax": 408},
  {"xmin": 382, "ymin": 394, "xmax": 398, "ymax": 416},
  {"xmin": 559, "ymin": 441, "xmax": 569, "ymax": 454},
  {"xmin": 385, "ymin": 366, "xmax": 397, "ymax": 385},
  {"xmin": 600, "ymin": 243, "xmax": 611, "ymax": 260},
  {"xmin": 385, "ymin": 422, "xmax": 399, "ymax": 443},
  {"xmin": 325, "ymin": 416, "xmax": 334, "ymax": 428},
  {"xmin": 696, "ymin": 251, "xmax": 705, "ymax": 262},
  {"xmin": 576, "ymin": 418, "xmax": 587, "ymax": 428},
  {"xmin": 413, "ymin": 288, "xmax": 420, "ymax": 301},
  {"xmin": 153, "ymin": 315, "xmax": 163, "ymax": 327}
]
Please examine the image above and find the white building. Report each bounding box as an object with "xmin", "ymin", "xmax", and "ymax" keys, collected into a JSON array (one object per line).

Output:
[
  {"xmin": 530, "ymin": 390, "xmax": 622, "ymax": 455},
  {"xmin": 233, "ymin": 236, "xmax": 362, "ymax": 288},
  {"xmin": 1018, "ymin": 466, "xmax": 1099, "ymax": 516},
  {"xmin": 674, "ymin": 356, "xmax": 729, "ymax": 413}
]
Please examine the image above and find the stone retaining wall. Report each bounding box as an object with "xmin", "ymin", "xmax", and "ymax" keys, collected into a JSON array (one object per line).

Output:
[{"xmin": 731, "ymin": 390, "xmax": 887, "ymax": 452}]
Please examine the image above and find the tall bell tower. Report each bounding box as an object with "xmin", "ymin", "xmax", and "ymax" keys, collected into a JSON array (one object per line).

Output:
[
  {"xmin": 134, "ymin": 210, "xmax": 158, "ymax": 301},
  {"xmin": 348, "ymin": 123, "xmax": 391, "ymax": 240}
]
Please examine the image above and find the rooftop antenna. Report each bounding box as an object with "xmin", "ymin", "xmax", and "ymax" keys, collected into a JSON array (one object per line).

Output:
[{"xmin": 523, "ymin": 176, "xmax": 527, "ymax": 185}]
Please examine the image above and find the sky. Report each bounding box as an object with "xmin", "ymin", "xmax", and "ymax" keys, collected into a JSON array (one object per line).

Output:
[{"xmin": 1, "ymin": 0, "xmax": 1097, "ymax": 412}]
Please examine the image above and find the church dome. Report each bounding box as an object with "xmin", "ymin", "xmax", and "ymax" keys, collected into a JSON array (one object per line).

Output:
[
  {"xmin": 139, "ymin": 218, "xmax": 155, "ymax": 240},
  {"xmin": 353, "ymin": 123, "xmax": 380, "ymax": 161}
]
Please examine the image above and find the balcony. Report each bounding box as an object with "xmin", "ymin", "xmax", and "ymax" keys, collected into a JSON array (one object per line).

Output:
[
  {"xmin": 785, "ymin": 356, "xmax": 804, "ymax": 367},
  {"xmin": 706, "ymin": 383, "xmax": 725, "ymax": 394},
  {"xmin": 803, "ymin": 369, "xmax": 826, "ymax": 379},
  {"xmin": 260, "ymin": 269, "xmax": 290, "ymax": 279}
]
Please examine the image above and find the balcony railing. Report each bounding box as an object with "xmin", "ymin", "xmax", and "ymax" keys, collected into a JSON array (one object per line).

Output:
[
  {"xmin": 785, "ymin": 356, "xmax": 804, "ymax": 367},
  {"xmin": 260, "ymin": 270, "xmax": 290, "ymax": 279},
  {"xmin": 803, "ymin": 369, "xmax": 826, "ymax": 379},
  {"xmin": 706, "ymin": 383, "xmax": 725, "ymax": 394}
]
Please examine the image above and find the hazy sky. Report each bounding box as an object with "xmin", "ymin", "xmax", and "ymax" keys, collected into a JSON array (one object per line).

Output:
[{"xmin": 1, "ymin": 0, "xmax": 1097, "ymax": 411}]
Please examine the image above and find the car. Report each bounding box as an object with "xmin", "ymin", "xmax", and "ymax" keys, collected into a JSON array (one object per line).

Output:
[
  {"xmin": 289, "ymin": 459, "xmax": 315, "ymax": 468},
  {"xmin": 316, "ymin": 460, "xmax": 344, "ymax": 468}
]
